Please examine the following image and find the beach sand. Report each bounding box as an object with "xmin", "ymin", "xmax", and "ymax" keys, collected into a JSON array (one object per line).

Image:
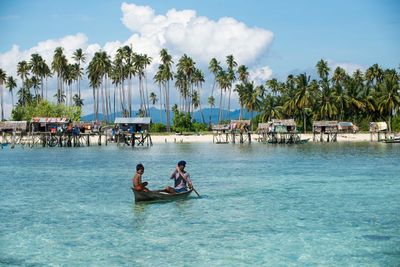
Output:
[
  {"xmin": 150, "ymin": 133, "xmax": 373, "ymax": 144},
  {"xmin": 0, "ymin": 132, "xmax": 379, "ymax": 145}
]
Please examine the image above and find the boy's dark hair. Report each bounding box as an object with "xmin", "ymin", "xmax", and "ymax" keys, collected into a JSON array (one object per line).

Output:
[{"xmin": 136, "ymin": 163, "xmax": 144, "ymax": 171}]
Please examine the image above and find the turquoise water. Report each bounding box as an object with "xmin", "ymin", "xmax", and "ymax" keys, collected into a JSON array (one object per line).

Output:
[{"xmin": 0, "ymin": 143, "xmax": 399, "ymax": 266}]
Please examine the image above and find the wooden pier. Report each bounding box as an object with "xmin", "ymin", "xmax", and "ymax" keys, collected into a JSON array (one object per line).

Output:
[{"xmin": 1, "ymin": 118, "xmax": 109, "ymax": 148}]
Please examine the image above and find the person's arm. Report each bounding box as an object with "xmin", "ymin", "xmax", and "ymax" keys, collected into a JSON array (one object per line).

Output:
[
  {"xmin": 133, "ymin": 173, "xmax": 141, "ymax": 187},
  {"xmin": 170, "ymin": 170, "xmax": 177, "ymax": 179},
  {"xmin": 176, "ymin": 167, "xmax": 193, "ymax": 189}
]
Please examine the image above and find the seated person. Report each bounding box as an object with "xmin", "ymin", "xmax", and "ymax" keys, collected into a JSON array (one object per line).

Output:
[
  {"xmin": 164, "ymin": 160, "xmax": 193, "ymax": 194},
  {"xmin": 132, "ymin": 163, "xmax": 149, "ymax": 192}
]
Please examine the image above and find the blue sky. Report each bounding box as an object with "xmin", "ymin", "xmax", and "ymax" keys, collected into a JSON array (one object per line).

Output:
[{"xmin": 0, "ymin": 0, "xmax": 399, "ymax": 117}]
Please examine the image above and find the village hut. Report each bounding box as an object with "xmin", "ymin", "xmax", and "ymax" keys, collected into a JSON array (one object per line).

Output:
[
  {"xmin": 211, "ymin": 124, "xmax": 231, "ymax": 144},
  {"xmin": 257, "ymin": 119, "xmax": 300, "ymax": 144},
  {"xmin": 313, "ymin": 121, "xmax": 338, "ymax": 142},
  {"xmin": 229, "ymin": 120, "xmax": 252, "ymax": 143},
  {"xmin": 369, "ymin": 122, "xmax": 388, "ymax": 141},
  {"xmin": 338, "ymin": 122, "xmax": 358, "ymax": 133},
  {"xmin": 114, "ymin": 117, "xmax": 152, "ymax": 147},
  {"xmin": 30, "ymin": 117, "xmax": 71, "ymax": 133},
  {"xmin": 0, "ymin": 121, "xmax": 28, "ymax": 148}
]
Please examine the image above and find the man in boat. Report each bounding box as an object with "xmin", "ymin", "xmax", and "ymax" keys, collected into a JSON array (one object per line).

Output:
[
  {"xmin": 165, "ymin": 160, "xmax": 193, "ymax": 194},
  {"xmin": 133, "ymin": 163, "xmax": 150, "ymax": 192}
]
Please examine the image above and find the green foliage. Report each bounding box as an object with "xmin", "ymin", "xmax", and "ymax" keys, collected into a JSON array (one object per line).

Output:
[
  {"xmin": 172, "ymin": 110, "xmax": 193, "ymax": 133},
  {"xmin": 392, "ymin": 115, "xmax": 400, "ymax": 132},
  {"xmin": 150, "ymin": 122, "xmax": 166, "ymax": 132},
  {"xmin": 193, "ymin": 122, "xmax": 208, "ymax": 132},
  {"xmin": 11, "ymin": 100, "xmax": 81, "ymax": 121}
]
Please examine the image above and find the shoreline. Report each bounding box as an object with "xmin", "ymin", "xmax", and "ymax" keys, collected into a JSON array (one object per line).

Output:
[{"xmin": 0, "ymin": 133, "xmax": 387, "ymax": 145}]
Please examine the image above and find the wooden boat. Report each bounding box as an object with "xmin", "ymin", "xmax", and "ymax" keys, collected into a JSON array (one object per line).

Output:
[
  {"xmin": 132, "ymin": 188, "xmax": 193, "ymax": 202},
  {"xmin": 383, "ymin": 137, "xmax": 400, "ymax": 143}
]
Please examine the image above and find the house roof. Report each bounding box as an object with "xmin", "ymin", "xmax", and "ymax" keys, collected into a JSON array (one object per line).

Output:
[
  {"xmin": 31, "ymin": 117, "xmax": 70, "ymax": 124},
  {"xmin": 212, "ymin": 124, "xmax": 230, "ymax": 131},
  {"xmin": 0, "ymin": 121, "xmax": 28, "ymax": 131},
  {"xmin": 369, "ymin": 122, "xmax": 387, "ymax": 131},
  {"xmin": 271, "ymin": 119, "xmax": 296, "ymax": 127},
  {"xmin": 313, "ymin": 121, "xmax": 338, "ymax": 127},
  {"xmin": 114, "ymin": 117, "xmax": 151, "ymax": 125},
  {"xmin": 338, "ymin": 122, "xmax": 354, "ymax": 127}
]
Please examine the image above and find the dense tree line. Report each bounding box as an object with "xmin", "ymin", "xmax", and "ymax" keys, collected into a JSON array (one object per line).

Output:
[{"xmin": 0, "ymin": 47, "xmax": 399, "ymax": 132}]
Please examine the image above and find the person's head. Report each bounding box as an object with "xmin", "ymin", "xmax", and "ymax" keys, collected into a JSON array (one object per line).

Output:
[
  {"xmin": 136, "ymin": 163, "xmax": 144, "ymax": 173},
  {"xmin": 177, "ymin": 160, "xmax": 186, "ymax": 170}
]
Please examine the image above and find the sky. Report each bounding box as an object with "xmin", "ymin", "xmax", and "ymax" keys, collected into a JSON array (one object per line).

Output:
[{"xmin": 0, "ymin": 0, "xmax": 399, "ymax": 118}]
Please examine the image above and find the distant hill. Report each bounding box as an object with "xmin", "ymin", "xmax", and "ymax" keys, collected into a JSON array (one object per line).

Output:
[{"xmin": 81, "ymin": 107, "xmax": 256, "ymax": 124}]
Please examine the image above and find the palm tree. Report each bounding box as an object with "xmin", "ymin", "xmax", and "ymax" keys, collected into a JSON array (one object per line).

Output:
[
  {"xmin": 208, "ymin": 58, "xmax": 222, "ymax": 108},
  {"xmin": 294, "ymin": 73, "xmax": 313, "ymax": 133},
  {"xmin": 332, "ymin": 67, "xmax": 348, "ymax": 120},
  {"xmin": 192, "ymin": 68, "xmax": 205, "ymax": 123},
  {"xmin": 17, "ymin": 60, "xmax": 30, "ymax": 106},
  {"xmin": 237, "ymin": 65, "xmax": 249, "ymax": 84},
  {"xmin": 52, "ymin": 47, "xmax": 67, "ymax": 103},
  {"xmin": 6, "ymin": 76, "xmax": 17, "ymax": 107},
  {"xmin": 226, "ymin": 55, "xmax": 237, "ymax": 120},
  {"xmin": 192, "ymin": 90, "xmax": 200, "ymax": 120},
  {"xmin": 242, "ymin": 82, "xmax": 262, "ymax": 121},
  {"xmin": 159, "ymin": 48, "xmax": 174, "ymax": 131},
  {"xmin": 72, "ymin": 94, "xmax": 84, "ymax": 107},
  {"xmin": 29, "ymin": 53, "xmax": 45, "ymax": 99},
  {"xmin": 120, "ymin": 46, "xmax": 133, "ymax": 117},
  {"xmin": 259, "ymin": 93, "xmax": 282, "ymax": 122},
  {"xmin": 0, "ymin": 68, "xmax": 6, "ymax": 121},
  {"xmin": 315, "ymin": 80, "xmax": 338, "ymax": 120},
  {"xmin": 149, "ymin": 92, "xmax": 158, "ymax": 107},
  {"xmin": 72, "ymin": 48, "xmax": 86, "ymax": 98},
  {"xmin": 216, "ymin": 70, "xmax": 230, "ymax": 123},
  {"xmin": 176, "ymin": 54, "xmax": 195, "ymax": 113},
  {"xmin": 316, "ymin": 59, "xmax": 330, "ymax": 81},
  {"xmin": 42, "ymin": 61, "xmax": 51, "ymax": 100},
  {"xmin": 208, "ymin": 95, "xmax": 215, "ymax": 126},
  {"xmin": 133, "ymin": 53, "xmax": 152, "ymax": 116},
  {"xmin": 377, "ymin": 69, "xmax": 400, "ymax": 132},
  {"xmin": 343, "ymin": 75, "xmax": 365, "ymax": 122},
  {"xmin": 235, "ymin": 83, "xmax": 246, "ymax": 119}
]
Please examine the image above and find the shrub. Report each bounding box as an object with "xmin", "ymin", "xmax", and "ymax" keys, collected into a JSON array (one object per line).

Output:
[{"xmin": 151, "ymin": 122, "xmax": 166, "ymax": 132}]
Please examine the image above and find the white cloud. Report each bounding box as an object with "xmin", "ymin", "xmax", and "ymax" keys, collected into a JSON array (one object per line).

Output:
[
  {"xmin": 121, "ymin": 3, "xmax": 273, "ymax": 65},
  {"xmin": 327, "ymin": 60, "xmax": 365, "ymax": 75},
  {"xmin": 249, "ymin": 66, "xmax": 273, "ymax": 84}
]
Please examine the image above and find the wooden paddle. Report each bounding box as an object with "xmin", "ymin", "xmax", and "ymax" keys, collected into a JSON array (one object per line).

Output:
[{"xmin": 191, "ymin": 186, "xmax": 201, "ymax": 197}]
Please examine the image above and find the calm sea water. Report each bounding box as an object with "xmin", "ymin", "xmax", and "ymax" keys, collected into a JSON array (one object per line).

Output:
[{"xmin": 0, "ymin": 142, "xmax": 399, "ymax": 266}]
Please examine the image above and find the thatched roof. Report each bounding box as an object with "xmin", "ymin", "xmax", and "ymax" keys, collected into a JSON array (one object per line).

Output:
[
  {"xmin": 230, "ymin": 120, "xmax": 251, "ymax": 126},
  {"xmin": 369, "ymin": 122, "xmax": 387, "ymax": 132},
  {"xmin": 31, "ymin": 117, "xmax": 70, "ymax": 124},
  {"xmin": 257, "ymin": 123, "xmax": 270, "ymax": 130},
  {"xmin": 271, "ymin": 119, "xmax": 296, "ymax": 127},
  {"xmin": 114, "ymin": 117, "xmax": 151, "ymax": 125},
  {"xmin": 338, "ymin": 122, "xmax": 354, "ymax": 127},
  {"xmin": 212, "ymin": 124, "xmax": 230, "ymax": 131},
  {"xmin": 313, "ymin": 121, "xmax": 338, "ymax": 127},
  {"xmin": 0, "ymin": 121, "xmax": 28, "ymax": 131}
]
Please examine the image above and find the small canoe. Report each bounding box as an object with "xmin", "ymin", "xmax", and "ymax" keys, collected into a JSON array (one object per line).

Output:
[
  {"xmin": 132, "ymin": 188, "xmax": 193, "ymax": 202},
  {"xmin": 383, "ymin": 139, "xmax": 400, "ymax": 143}
]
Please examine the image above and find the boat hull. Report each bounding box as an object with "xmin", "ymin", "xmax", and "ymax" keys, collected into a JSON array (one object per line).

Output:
[{"xmin": 132, "ymin": 188, "xmax": 193, "ymax": 202}]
